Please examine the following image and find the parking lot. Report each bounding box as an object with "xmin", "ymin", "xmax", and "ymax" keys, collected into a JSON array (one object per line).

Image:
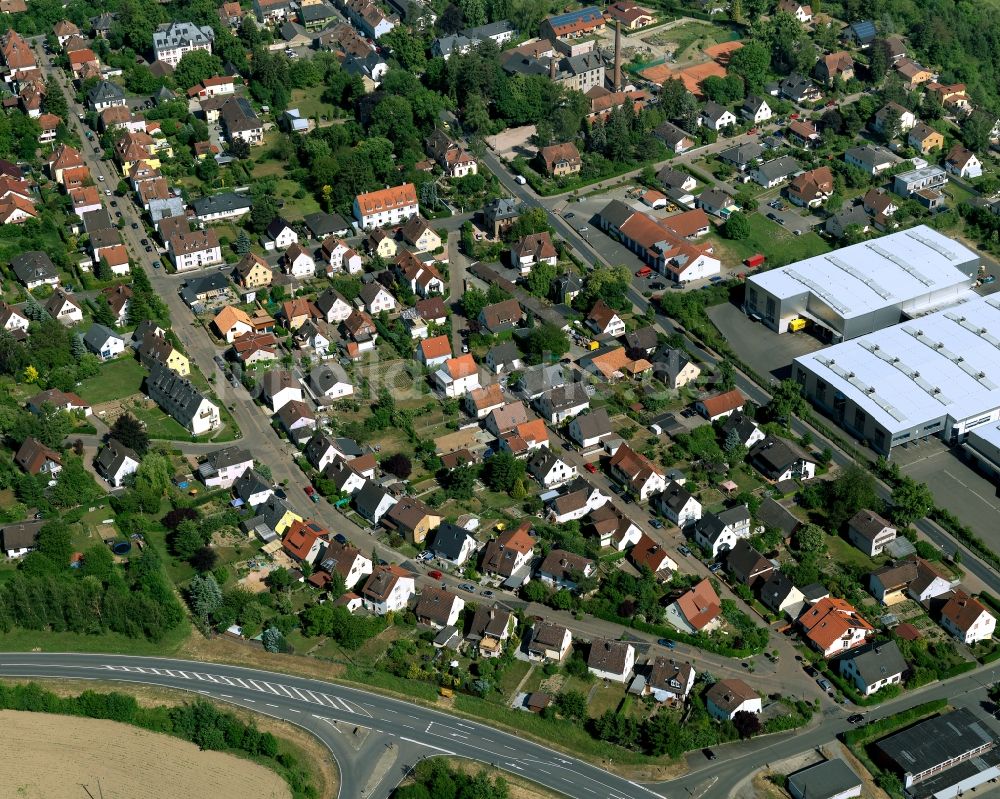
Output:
[
  {"xmin": 707, "ymin": 301, "xmax": 824, "ymax": 380},
  {"xmin": 896, "ymin": 438, "xmax": 1000, "ymax": 548}
]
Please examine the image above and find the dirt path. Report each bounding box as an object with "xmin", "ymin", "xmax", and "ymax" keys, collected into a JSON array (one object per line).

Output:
[{"xmin": 0, "ymin": 710, "xmax": 290, "ymax": 799}]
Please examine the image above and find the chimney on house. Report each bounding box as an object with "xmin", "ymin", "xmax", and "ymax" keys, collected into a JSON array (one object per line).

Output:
[
  {"xmin": 549, "ymin": 56, "xmax": 557, "ymax": 81},
  {"xmin": 613, "ymin": 20, "xmax": 622, "ymax": 91}
]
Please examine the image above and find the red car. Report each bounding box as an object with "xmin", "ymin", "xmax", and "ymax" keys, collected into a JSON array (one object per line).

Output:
[
  {"xmin": 304, "ymin": 485, "xmax": 315, "ymax": 496},
  {"xmin": 428, "ymin": 570, "xmax": 443, "ymax": 579},
  {"xmin": 584, "ymin": 463, "xmax": 598, "ymax": 473}
]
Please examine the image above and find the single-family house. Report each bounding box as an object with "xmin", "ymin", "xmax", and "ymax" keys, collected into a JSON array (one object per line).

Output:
[
  {"xmin": 945, "ymin": 144, "xmax": 982, "ymax": 179},
  {"xmin": 586, "ymin": 299, "xmax": 625, "ymax": 337},
  {"xmin": 749, "ymin": 436, "xmax": 817, "ymax": 481},
  {"xmin": 430, "ymin": 522, "xmax": 479, "ymax": 566},
  {"xmin": 537, "ymin": 548, "xmax": 595, "ymax": 591},
  {"xmin": 361, "ymin": 565, "xmax": 415, "ymax": 614},
  {"xmin": 700, "ymin": 101, "xmax": 737, "ymax": 131},
  {"xmin": 608, "ymin": 444, "xmax": 665, "ymax": 500},
  {"xmin": 414, "ymin": 587, "xmax": 465, "ymax": 629},
  {"xmin": 847, "ymin": 510, "xmax": 897, "ymax": 557},
  {"xmin": 839, "ymin": 641, "xmax": 907, "ymax": 696},
  {"xmin": 353, "ymin": 482, "xmax": 398, "ymax": 525},
  {"xmin": 666, "ymin": 578, "xmax": 722, "ymax": 633},
  {"xmin": 527, "ymin": 622, "xmax": 572, "ymax": 662},
  {"xmin": 798, "ymin": 597, "xmax": 874, "ymax": 657},
  {"xmin": 725, "ymin": 540, "xmax": 774, "ymax": 587},
  {"xmin": 692, "ymin": 505, "xmax": 751, "ymax": 557},
  {"xmin": 83, "ymin": 324, "xmax": 126, "ymax": 361},
  {"xmin": 630, "ymin": 533, "xmax": 678, "ymax": 578},
  {"xmin": 706, "ymin": 679, "xmax": 761, "ymax": 721},
  {"xmin": 527, "ymin": 449, "xmax": 577, "ymax": 489},
  {"xmin": 260, "ymin": 369, "xmax": 303, "ymax": 413},
  {"xmin": 433, "ymin": 354, "xmax": 480, "ymax": 397},
  {"xmin": 940, "ymin": 590, "xmax": 996, "ymax": 644},
  {"xmin": 907, "ymin": 122, "xmax": 944, "ymax": 155},
  {"xmin": 14, "ymin": 437, "xmax": 62, "ymax": 477},
  {"xmin": 655, "ymin": 481, "xmax": 702, "ymax": 528},
  {"xmin": 382, "ymin": 497, "xmax": 441, "ymax": 545},
  {"xmin": 587, "ymin": 639, "xmax": 635, "ymax": 683},
  {"xmin": 696, "ymin": 388, "xmax": 745, "ymax": 421}
]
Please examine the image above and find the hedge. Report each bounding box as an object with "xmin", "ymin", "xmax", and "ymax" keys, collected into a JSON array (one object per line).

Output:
[
  {"xmin": 841, "ymin": 698, "xmax": 948, "ymax": 746},
  {"xmin": 586, "ymin": 608, "xmax": 766, "ymax": 658}
]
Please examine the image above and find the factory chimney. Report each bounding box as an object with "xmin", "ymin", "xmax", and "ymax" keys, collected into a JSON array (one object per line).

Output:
[
  {"xmin": 550, "ymin": 56, "xmax": 557, "ymax": 81},
  {"xmin": 613, "ymin": 20, "xmax": 622, "ymax": 91}
]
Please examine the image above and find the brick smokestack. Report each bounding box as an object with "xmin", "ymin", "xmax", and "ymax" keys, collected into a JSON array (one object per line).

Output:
[
  {"xmin": 614, "ymin": 20, "xmax": 622, "ymax": 91},
  {"xmin": 550, "ymin": 56, "xmax": 557, "ymax": 80}
]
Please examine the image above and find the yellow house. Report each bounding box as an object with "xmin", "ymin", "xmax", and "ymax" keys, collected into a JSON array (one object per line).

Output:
[
  {"xmin": 908, "ymin": 122, "xmax": 944, "ymax": 154},
  {"xmin": 273, "ymin": 505, "xmax": 302, "ymax": 536},
  {"xmin": 383, "ymin": 497, "xmax": 442, "ymax": 545},
  {"xmin": 367, "ymin": 229, "xmax": 397, "ymax": 259},
  {"xmin": 137, "ymin": 336, "xmax": 191, "ymax": 377},
  {"xmin": 400, "ymin": 216, "xmax": 442, "ymax": 255},
  {"xmin": 234, "ymin": 252, "xmax": 273, "ymax": 289},
  {"xmin": 114, "ymin": 132, "xmax": 165, "ymax": 177}
]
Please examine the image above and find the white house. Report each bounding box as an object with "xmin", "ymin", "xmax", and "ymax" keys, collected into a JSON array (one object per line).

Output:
[
  {"xmin": 527, "ymin": 449, "xmax": 577, "ymax": 489},
  {"xmin": 527, "ymin": 623, "xmax": 572, "ymax": 663},
  {"xmin": 655, "ymin": 480, "xmax": 702, "ymax": 528},
  {"xmin": 692, "ymin": 506, "xmax": 751, "ymax": 557},
  {"xmin": 318, "ymin": 541, "xmax": 373, "ymax": 590},
  {"xmin": 321, "ymin": 237, "xmax": 363, "ymax": 274},
  {"xmin": 587, "ymin": 639, "xmax": 635, "ymax": 683},
  {"xmin": 146, "ymin": 362, "xmax": 221, "ymax": 435},
  {"xmin": 417, "ymin": 334, "xmax": 452, "ymax": 368},
  {"xmin": 353, "ymin": 183, "xmax": 419, "ymax": 229},
  {"xmin": 260, "ymin": 370, "xmax": 303, "ymax": 413},
  {"xmin": 548, "ymin": 480, "xmax": 609, "ymax": 524},
  {"xmin": 359, "ymin": 283, "xmax": 396, "ymax": 315},
  {"xmin": 315, "ymin": 289, "xmax": 354, "ymax": 324},
  {"xmin": 414, "ymin": 587, "xmax": 465, "ymax": 629},
  {"xmin": 847, "ymin": 510, "xmax": 897, "ymax": 557},
  {"xmin": 433, "ymin": 354, "xmax": 480, "ymax": 397},
  {"xmin": 83, "ymin": 324, "xmax": 126, "ymax": 361},
  {"xmin": 940, "ymin": 591, "xmax": 997, "ymax": 645},
  {"xmin": 701, "ymin": 101, "xmax": 738, "ymax": 131},
  {"xmin": 152, "ymin": 21, "xmax": 214, "ymax": 66},
  {"xmin": 635, "ymin": 657, "xmax": 696, "ymax": 704},
  {"xmin": 741, "ymin": 96, "xmax": 772, "ymax": 124},
  {"xmin": 282, "ymin": 244, "xmax": 316, "ymax": 279},
  {"xmin": 608, "ymin": 444, "xmax": 665, "ymax": 501},
  {"xmin": 839, "ymin": 642, "xmax": 907, "ymax": 697},
  {"xmin": 199, "ymin": 446, "xmax": 253, "ymax": 489},
  {"xmin": 945, "ymin": 144, "xmax": 983, "ymax": 179},
  {"xmin": 44, "ymin": 289, "xmax": 83, "ymax": 326},
  {"xmin": 586, "ymin": 300, "xmax": 626, "ymax": 337},
  {"xmin": 265, "ymin": 217, "xmax": 298, "ymax": 251},
  {"xmin": 538, "ymin": 549, "xmax": 595, "ymax": 591},
  {"xmin": 706, "ymin": 679, "xmax": 761, "ymax": 721},
  {"xmin": 361, "ymin": 565, "xmax": 415, "ymax": 614},
  {"xmin": 567, "ymin": 409, "xmax": 613, "ymax": 449},
  {"xmin": 430, "ymin": 523, "xmax": 479, "ymax": 566},
  {"xmin": 95, "ymin": 439, "xmax": 140, "ymax": 487}
]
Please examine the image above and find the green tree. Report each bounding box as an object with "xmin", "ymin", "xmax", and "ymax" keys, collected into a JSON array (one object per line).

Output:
[
  {"xmin": 890, "ymin": 477, "xmax": 934, "ymax": 526},
  {"xmin": 554, "ymin": 689, "xmax": 587, "ymax": 721},
  {"xmin": 578, "ymin": 265, "xmax": 632, "ymax": 311},
  {"xmin": 728, "ymin": 41, "xmax": 770, "ymax": 91},
  {"xmin": 172, "ymin": 51, "xmax": 224, "ymax": 91},
  {"xmin": 188, "ymin": 573, "xmax": 224, "ymax": 621},
  {"xmin": 110, "ymin": 413, "xmax": 150, "ymax": 456},
  {"xmin": 793, "ymin": 523, "xmax": 827, "ymax": 554},
  {"xmin": 723, "ymin": 211, "xmax": 751, "ymax": 240},
  {"xmin": 481, "ymin": 451, "xmax": 525, "ymax": 492},
  {"xmin": 382, "ymin": 27, "xmax": 427, "ymax": 73},
  {"xmin": 868, "ymin": 38, "xmax": 891, "ymax": 82},
  {"xmin": 826, "ymin": 464, "xmax": 880, "ymax": 529},
  {"xmin": 234, "ymin": 229, "xmax": 252, "ymax": 255},
  {"xmin": 43, "ymin": 76, "xmax": 68, "ymax": 119}
]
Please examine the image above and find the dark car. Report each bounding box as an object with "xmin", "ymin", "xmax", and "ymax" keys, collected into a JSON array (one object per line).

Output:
[
  {"xmin": 110, "ymin": 201, "xmax": 118, "ymax": 207},
  {"xmin": 708, "ymin": 562, "xmax": 722, "ymax": 573},
  {"xmin": 703, "ymin": 749, "xmax": 717, "ymax": 761},
  {"xmin": 847, "ymin": 714, "xmax": 864, "ymax": 724},
  {"xmin": 650, "ymin": 519, "xmax": 664, "ymax": 529},
  {"xmin": 131, "ymin": 222, "xmax": 139, "ymax": 229},
  {"xmin": 481, "ymin": 590, "xmax": 494, "ymax": 598},
  {"xmin": 141, "ymin": 238, "xmax": 149, "ymax": 245},
  {"xmin": 650, "ymin": 281, "xmax": 665, "ymax": 290},
  {"xmin": 657, "ymin": 638, "xmax": 676, "ymax": 649},
  {"xmin": 145, "ymin": 246, "xmax": 153, "ymax": 252}
]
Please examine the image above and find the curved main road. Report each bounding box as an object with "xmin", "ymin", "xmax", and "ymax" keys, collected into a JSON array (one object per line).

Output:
[
  {"xmin": 0, "ymin": 653, "xmax": 674, "ymax": 799},
  {"xmin": 2, "ymin": 653, "xmax": 998, "ymax": 799}
]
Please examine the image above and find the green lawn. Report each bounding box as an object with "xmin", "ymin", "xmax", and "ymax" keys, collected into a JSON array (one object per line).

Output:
[
  {"xmin": 75, "ymin": 358, "xmax": 146, "ymax": 405},
  {"xmin": 289, "ymin": 88, "xmax": 333, "ymax": 121},
  {"xmin": 274, "ymin": 178, "xmax": 322, "ymax": 218},
  {"xmin": 131, "ymin": 405, "xmax": 197, "ymax": 440},
  {"xmin": 0, "ymin": 619, "xmax": 190, "ymax": 655},
  {"xmin": 709, "ymin": 213, "xmax": 831, "ymax": 268},
  {"xmin": 826, "ymin": 532, "xmax": 882, "ymax": 571}
]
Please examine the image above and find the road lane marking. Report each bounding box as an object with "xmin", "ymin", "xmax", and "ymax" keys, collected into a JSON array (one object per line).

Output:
[
  {"xmin": 398, "ymin": 736, "xmax": 455, "ymax": 754},
  {"xmin": 266, "ymin": 703, "xmax": 279, "ymax": 708},
  {"xmin": 220, "ymin": 694, "xmax": 232, "ymax": 698}
]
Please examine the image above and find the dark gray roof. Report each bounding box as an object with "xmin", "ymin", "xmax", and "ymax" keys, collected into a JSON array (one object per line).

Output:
[
  {"xmin": 755, "ymin": 155, "xmax": 801, "ymax": 182},
  {"xmin": 571, "ymin": 409, "xmax": 612, "ymax": 440},
  {"xmin": 847, "ymin": 19, "xmax": 876, "ymax": 43},
  {"xmin": 749, "ymin": 435, "xmax": 812, "ymax": 476},
  {"xmin": 537, "ymin": 382, "xmax": 589, "ymax": 412},
  {"xmin": 145, "ymin": 361, "xmax": 215, "ymax": 427},
  {"xmin": 83, "ymin": 323, "xmax": 123, "ymax": 351},
  {"xmin": 694, "ymin": 506, "xmax": 750, "ymax": 546},
  {"xmin": 518, "ymin": 363, "xmax": 565, "ymax": 397},
  {"xmin": 720, "ymin": 410, "xmax": 758, "ymax": 444},
  {"xmin": 221, "ymin": 97, "xmax": 261, "ymax": 133},
  {"xmin": 701, "ymin": 101, "xmax": 730, "ymax": 122},
  {"xmin": 431, "ymin": 522, "xmax": 474, "ymax": 560},
  {"xmin": 483, "ymin": 197, "xmax": 520, "ymax": 221},
  {"xmin": 311, "ymin": 363, "xmax": 351, "ymax": 395},
  {"xmin": 841, "ymin": 640, "xmax": 907, "ymax": 684},
  {"xmin": 11, "ymin": 251, "xmax": 57, "ymax": 283},
  {"xmin": 0, "ymin": 519, "xmax": 44, "ymax": 551},
  {"xmin": 180, "ymin": 272, "xmax": 229, "ymax": 305},
  {"xmin": 354, "ymin": 482, "xmax": 394, "ymax": 520},
  {"xmin": 874, "ymin": 709, "xmax": 994, "ymax": 777},
  {"xmin": 759, "ymin": 571, "xmax": 797, "ymax": 611},
  {"xmin": 87, "ymin": 80, "xmax": 125, "ymax": 105},
  {"xmin": 659, "ymin": 480, "xmax": 694, "ymax": 513},
  {"xmin": 787, "ymin": 760, "xmax": 861, "ymax": 799},
  {"xmin": 653, "ymin": 122, "xmax": 692, "ymax": 147},
  {"xmin": 486, "ymin": 340, "xmax": 521, "ymax": 365},
  {"xmin": 95, "ymin": 438, "xmax": 139, "ymax": 477},
  {"xmin": 623, "ymin": 326, "xmax": 658, "ymax": 352},
  {"xmin": 755, "ymin": 497, "xmax": 801, "ymax": 537},
  {"xmin": 597, "ymin": 199, "xmax": 635, "ymax": 231},
  {"xmin": 304, "ymin": 211, "xmax": 352, "ymax": 237},
  {"xmin": 83, "ymin": 209, "xmax": 114, "ymax": 233},
  {"xmin": 719, "ymin": 141, "xmax": 764, "ymax": 166},
  {"xmin": 204, "ymin": 446, "xmax": 252, "ymax": 470},
  {"xmin": 234, "ymin": 469, "xmax": 272, "ymax": 503},
  {"xmin": 300, "ymin": 2, "xmax": 335, "ymax": 21},
  {"xmin": 725, "ymin": 540, "xmax": 772, "ymax": 585},
  {"xmin": 191, "ymin": 192, "xmax": 252, "ymax": 218}
]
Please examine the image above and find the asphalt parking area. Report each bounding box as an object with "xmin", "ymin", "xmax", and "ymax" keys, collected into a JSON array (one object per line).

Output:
[
  {"xmin": 707, "ymin": 302, "xmax": 825, "ymax": 380},
  {"xmin": 898, "ymin": 439, "xmax": 1000, "ymax": 546}
]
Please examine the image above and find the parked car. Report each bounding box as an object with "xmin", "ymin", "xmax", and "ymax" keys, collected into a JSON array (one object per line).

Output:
[
  {"xmin": 481, "ymin": 590, "xmax": 494, "ymax": 598},
  {"xmin": 584, "ymin": 463, "xmax": 598, "ymax": 474},
  {"xmin": 847, "ymin": 714, "xmax": 864, "ymax": 724},
  {"xmin": 458, "ymin": 583, "xmax": 477, "ymax": 592},
  {"xmin": 650, "ymin": 519, "xmax": 664, "ymax": 529},
  {"xmin": 678, "ymin": 545, "xmax": 691, "ymax": 556},
  {"xmin": 514, "ymin": 175, "xmax": 527, "ymax": 185},
  {"xmin": 708, "ymin": 562, "xmax": 723, "ymax": 573},
  {"xmin": 131, "ymin": 222, "xmax": 138, "ymax": 229},
  {"xmin": 816, "ymin": 678, "xmax": 832, "ymax": 691},
  {"xmin": 709, "ymin": 276, "xmax": 723, "ymax": 284},
  {"xmin": 650, "ymin": 281, "xmax": 665, "ymax": 290},
  {"xmin": 657, "ymin": 638, "xmax": 676, "ymax": 649},
  {"xmin": 428, "ymin": 570, "xmax": 443, "ymax": 580},
  {"xmin": 983, "ymin": 275, "xmax": 996, "ymax": 284},
  {"xmin": 703, "ymin": 749, "xmax": 717, "ymax": 761}
]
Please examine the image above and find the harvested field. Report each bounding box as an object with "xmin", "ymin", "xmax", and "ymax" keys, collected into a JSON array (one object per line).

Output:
[{"xmin": 0, "ymin": 709, "xmax": 290, "ymax": 799}]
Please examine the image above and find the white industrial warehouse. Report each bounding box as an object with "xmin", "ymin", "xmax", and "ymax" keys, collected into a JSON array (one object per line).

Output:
[
  {"xmin": 792, "ymin": 295, "xmax": 1000, "ymax": 455},
  {"xmin": 745, "ymin": 226, "xmax": 979, "ymax": 340},
  {"xmin": 965, "ymin": 421, "xmax": 1000, "ymax": 477}
]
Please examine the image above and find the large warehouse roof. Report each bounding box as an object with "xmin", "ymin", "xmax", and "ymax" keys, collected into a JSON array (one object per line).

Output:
[
  {"xmin": 794, "ymin": 295, "xmax": 1000, "ymax": 434},
  {"xmin": 749, "ymin": 226, "xmax": 977, "ymax": 321}
]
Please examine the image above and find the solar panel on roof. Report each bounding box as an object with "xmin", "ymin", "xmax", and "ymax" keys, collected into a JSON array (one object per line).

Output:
[
  {"xmin": 865, "ymin": 242, "xmax": 934, "ymax": 287},
  {"xmin": 907, "ymin": 228, "xmax": 957, "ymax": 261},
  {"xmin": 826, "ymin": 254, "xmax": 892, "ymax": 300},
  {"xmin": 786, "ymin": 269, "xmax": 850, "ymax": 315}
]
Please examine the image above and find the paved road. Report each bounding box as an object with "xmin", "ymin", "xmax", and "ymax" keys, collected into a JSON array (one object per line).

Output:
[
  {"xmin": 0, "ymin": 653, "xmax": 677, "ymax": 799},
  {"xmin": 3, "ymin": 652, "xmax": 1000, "ymax": 799}
]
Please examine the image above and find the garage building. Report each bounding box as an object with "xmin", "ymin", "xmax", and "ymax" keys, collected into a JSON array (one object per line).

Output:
[
  {"xmin": 793, "ymin": 295, "xmax": 1000, "ymax": 455},
  {"xmin": 745, "ymin": 226, "xmax": 978, "ymax": 341}
]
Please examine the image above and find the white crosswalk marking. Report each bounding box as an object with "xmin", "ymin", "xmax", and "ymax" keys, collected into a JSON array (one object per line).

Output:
[
  {"xmin": 306, "ymin": 690, "xmax": 326, "ymax": 705},
  {"xmin": 289, "ymin": 687, "xmax": 311, "ymax": 702}
]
